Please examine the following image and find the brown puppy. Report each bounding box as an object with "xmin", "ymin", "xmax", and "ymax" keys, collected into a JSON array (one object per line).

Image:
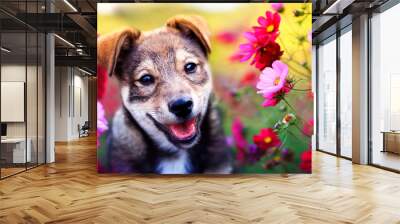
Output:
[{"xmin": 98, "ymin": 15, "xmax": 232, "ymax": 174}]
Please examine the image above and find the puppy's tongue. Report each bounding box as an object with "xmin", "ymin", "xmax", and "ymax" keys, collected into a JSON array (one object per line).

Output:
[{"xmin": 168, "ymin": 118, "xmax": 196, "ymax": 140}]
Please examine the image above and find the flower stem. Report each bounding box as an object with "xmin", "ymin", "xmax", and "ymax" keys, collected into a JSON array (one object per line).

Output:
[
  {"xmin": 288, "ymin": 129, "xmax": 309, "ymax": 145},
  {"xmin": 282, "ymin": 98, "xmax": 296, "ymax": 113},
  {"xmin": 281, "ymin": 98, "xmax": 306, "ymax": 132},
  {"xmin": 292, "ymin": 79, "xmax": 306, "ymax": 85},
  {"xmin": 292, "ymin": 88, "xmax": 311, "ymax": 91},
  {"xmin": 294, "ymin": 122, "xmax": 304, "ymax": 134}
]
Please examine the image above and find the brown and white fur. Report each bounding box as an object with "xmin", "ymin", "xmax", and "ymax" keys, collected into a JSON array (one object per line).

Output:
[{"xmin": 98, "ymin": 15, "xmax": 232, "ymax": 174}]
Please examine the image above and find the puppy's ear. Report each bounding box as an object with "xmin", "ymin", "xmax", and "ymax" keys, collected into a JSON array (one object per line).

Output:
[
  {"xmin": 97, "ymin": 28, "xmax": 140, "ymax": 77},
  {"xmin": 166, "ymin": 15, "xmax": 211, "ymax": 56}
]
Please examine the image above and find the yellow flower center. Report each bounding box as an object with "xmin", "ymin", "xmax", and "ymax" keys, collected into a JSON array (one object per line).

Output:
[
  {"xmin": 264, "ymin": 137, "xmax": 272, "ymax": 143},
  {"xmin": 266, "ymin": 25, "xmax": 275, "ymax": 33},
  {"xmin": 273, "ymin": 77, "xmax": 280, "ymax": 86}
]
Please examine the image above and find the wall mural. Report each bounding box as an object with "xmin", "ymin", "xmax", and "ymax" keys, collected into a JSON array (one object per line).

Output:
[{"xmin": 97, "ymin": 3, "xmax": 313, "ymax": 174}]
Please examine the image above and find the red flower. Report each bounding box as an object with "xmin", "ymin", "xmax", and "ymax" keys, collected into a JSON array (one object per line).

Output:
[
  {"xmin": 97, "ymin": 64, "xmax": 108, "ymax": 100},
  {"xmin": 253, "ymin": 11, "xmax": 281, "ymax": 44},
  {"xmin": 215, "ymin": 31, "xmax": 238, "ymax": 44},
  {"xmin": 253, "ymin": 128, "xmax": 281, "ymax": 151},
  {"xmin": 239, "ymin": 71, "xmax": 258, "ymax": 87},
  {"xmin": 300, "ymin": 149, "xmax": 312, "ymax": 173},
  {"xmin": 231, "ymin": 32, "xmax": 283, "ymax": 71},
  {"xmin": 251, "ymin": 42, "xmax": 283, "ymax": 70},
  {"xmin": 302, "ymin": 119, "xmax": 314, "ymax": 137},
  {"xmin": 307, "ymin": 90, "xmax": 314, "ymax": 100}
]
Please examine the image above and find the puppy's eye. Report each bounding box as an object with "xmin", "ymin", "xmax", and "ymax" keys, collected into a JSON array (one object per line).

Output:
[
  {"xmin": 184, "ymin": 62, "xmax": 197, "ymax": 74},
  {"xmin": 138, "ymin": 74, "xmax": 154, "ymax": 86}
]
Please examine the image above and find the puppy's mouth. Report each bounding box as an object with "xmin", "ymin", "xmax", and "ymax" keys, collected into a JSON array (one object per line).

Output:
[
  {"xmin": 146, "ymin": 114, "xmax": 199, "ymax": 144},
  {"xmin": 167, "ymin": 117, "xmax": 197, "ymax": 141}
]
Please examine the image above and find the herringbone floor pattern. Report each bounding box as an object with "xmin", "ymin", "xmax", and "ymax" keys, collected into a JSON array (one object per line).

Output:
[{"xmin": 1, "ymin": 136, "xmax": 400, "ymax": 224}]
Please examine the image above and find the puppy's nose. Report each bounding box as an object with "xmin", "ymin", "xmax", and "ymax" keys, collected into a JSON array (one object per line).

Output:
[{"xmin": 168, "ymin": 97, "xmax": 193, "ymax": 118}]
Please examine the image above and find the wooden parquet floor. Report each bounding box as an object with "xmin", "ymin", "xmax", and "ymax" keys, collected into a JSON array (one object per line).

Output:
[{"xmin": 0, "ymin": 135, "xmax": 400, "ymax": 224}]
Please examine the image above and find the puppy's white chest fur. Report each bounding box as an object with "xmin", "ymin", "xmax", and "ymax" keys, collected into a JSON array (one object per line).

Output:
[{"xmin": 157, "ymin": 151, "xmax": 191, "ymax": 174}]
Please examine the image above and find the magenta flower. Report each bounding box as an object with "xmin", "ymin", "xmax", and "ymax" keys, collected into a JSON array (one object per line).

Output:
[
  {"xmin": 230, "ymin": 31, "xmax": 283, "ymax": 70},
  {"xmin": 302, "ymin": 119, "xmax": 314, "ymax": 137},
  {"xmin": 260, "ymin": 82, "xmax": 293, "ymax": 107},
  {"xmin": 230, "ymin": 11, "xmax": 283, "ymax": 70},
  {"xmin": 253, "ymin": 11, "xmax": 280, "ymax": 43},
  {"xmin": 232, "ymin": 117, "xmax": 248, "ymax": 150},
  {"xmin": 232, "ymin": 117, "xmax": 248, "ymax": 163},
  {"xmin": 261, "ymin": 92, "xmax": 280, "ymax": 107},
  {"xmin": 271, "ymin": 3, "xmax": 284, "ymax": 13},
  {"xmin": 230, "ymin": 32, "xmax": 258, "ymax": 62},
  {"xmin": 97, "ymin": 101, "xmax": 108, "ymax": 146},
  {"xmin": 215, "ymin": 31, "xmax": 238, "ymax": 44},
  {"xmin": 256, "ymin": 60, "xmax": 288, "ymax": 96}
]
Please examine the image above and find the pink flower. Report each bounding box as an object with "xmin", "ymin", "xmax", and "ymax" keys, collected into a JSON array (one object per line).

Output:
[
  {"xmin": 256, "ymin": 61, "xmax": 293, "ymax": 107},
  {"xmin": 230, "ymin": 32, "xmax": 259, "ymax": 63},
  {"xmin": 302, "ymin": 119, "xmax": 314, "ymax": 137},
  {"xmin": 97, "ymin": 101, "xmax": 108, "ymax": 146},
  {"xmin": 232, "ymin": 117, "xmax": 248, "ymax": 163},
  {"xmin": 261, "ymin": 93, "xmax": 280, "ymax": 107},
  {"xmin": 256, "ymin": 60, "xmax": 288, "ymax": 96},
  {"xmin": 271, "ymin": 3, "xmax": 284, "ymax": 13},
  {"xmin": 253, "ymin": 11, "xmax": 280, "ymax": 43},
  {"xmin": 215, "ymin": 31, "xmax": 238, "ymax": 44}
]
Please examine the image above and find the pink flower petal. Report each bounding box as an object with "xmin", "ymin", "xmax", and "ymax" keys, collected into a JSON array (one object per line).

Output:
[
  {"xmin": 272, "ymin": 60, "xmax": 288, "ymax": 77},
  {"xmin": 262, "ymin": 97, "xmax": 278, "ymax": 107},
  {"xmin": 266, "ymin": 11, "xmax": 273, "ymax": 20},
  {"xmin": 257, "ymin": 86, "xmax": 282, "ymax": 95},
  {"xmin": 243, "ymin": 31, "xmax": 257, "ymax": 42},
  {"xmin": 239, "ymin": 53, "xmax": 253, "ymax": 62},
  {"xmin": 239, "ymin": 43, "xmax": 254, "ymax": 51},
  {"xmin": 274, "ymin": 13, "xmax": 281, "ymax": 25},
  {"xmin": 257, "ymin": 16, "xmax": 267, "ymax": 27}
]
